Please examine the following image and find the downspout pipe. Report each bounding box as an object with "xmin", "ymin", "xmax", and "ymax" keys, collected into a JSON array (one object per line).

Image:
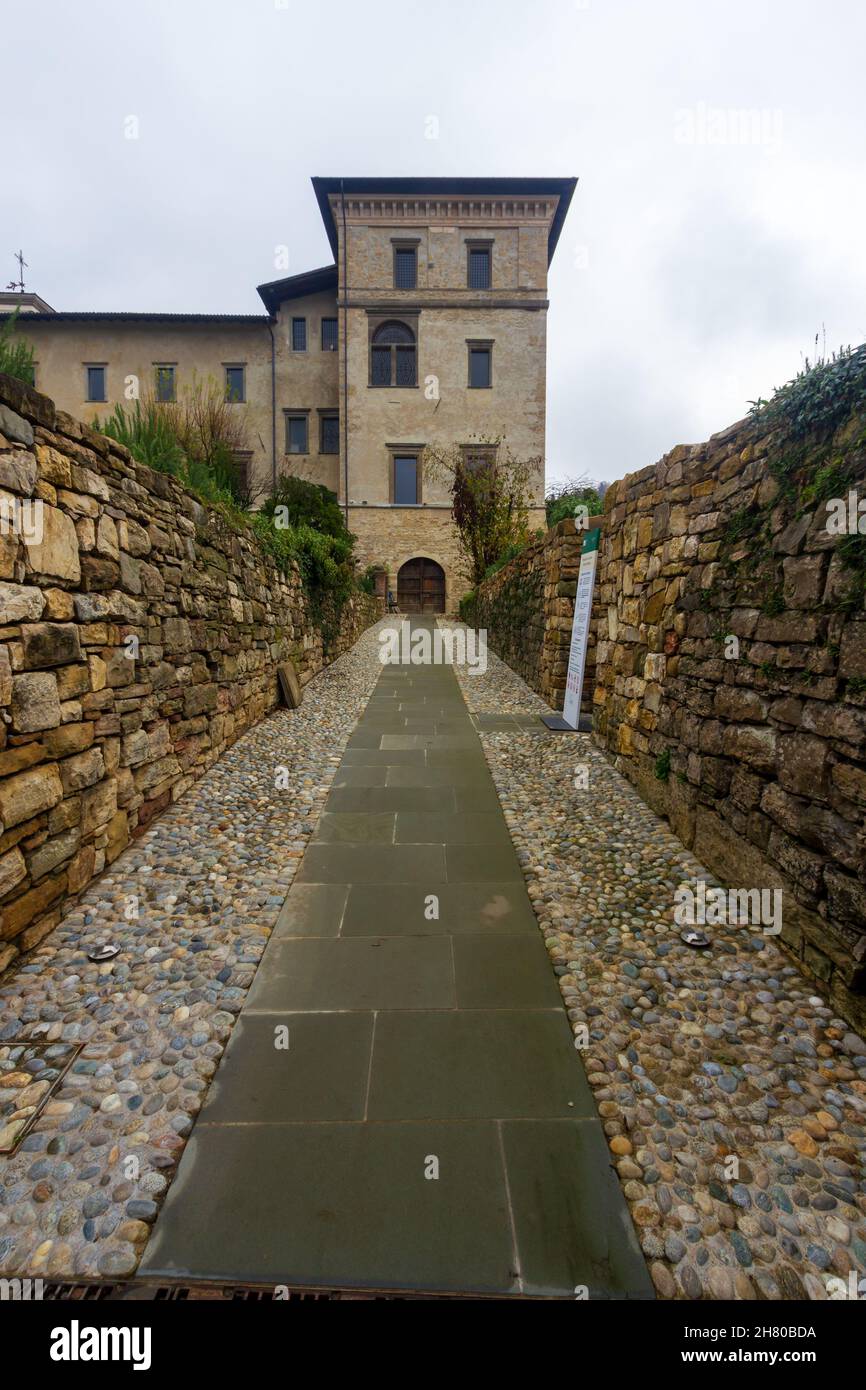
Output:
[
  {"xmin": 340, "ymin": 179, "xmax": 349, "ymax": 526},
  {"xmin": 267, "ymin": 319, "xmax": 277, "ymax": 495}
]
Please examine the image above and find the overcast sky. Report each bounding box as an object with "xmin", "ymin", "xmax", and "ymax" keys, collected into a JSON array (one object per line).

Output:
[{"xmin": 3, "ymin": 0, "xmax": 864, "ymax": 486}]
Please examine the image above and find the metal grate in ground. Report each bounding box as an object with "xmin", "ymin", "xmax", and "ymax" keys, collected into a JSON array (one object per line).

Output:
[{"xmin": 39, "ymin": 1279, "xmax": 441, "ymax": 1301}]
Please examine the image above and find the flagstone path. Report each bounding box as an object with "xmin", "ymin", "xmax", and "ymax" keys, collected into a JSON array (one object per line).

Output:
[{"xmin": 140, "ymin": 619, "xmax": 651, "ymax": 1298}]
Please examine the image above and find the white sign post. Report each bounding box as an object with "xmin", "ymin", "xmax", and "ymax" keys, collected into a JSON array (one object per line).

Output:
[{"xmin": 560, "ymin": 527, "xmax": 599, "ymax": 731}]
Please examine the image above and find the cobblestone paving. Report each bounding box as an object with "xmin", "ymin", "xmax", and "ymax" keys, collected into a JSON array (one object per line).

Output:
[
  {"xmin": 0, "ymin": 622, "xmax": 389, "ymax": 1280},
  {"xmin": 444, "ymin": 623, "xmax": 866, "ymax": 1301}
]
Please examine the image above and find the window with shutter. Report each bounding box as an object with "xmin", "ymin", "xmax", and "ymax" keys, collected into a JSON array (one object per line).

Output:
[
  {"xmin": 395, "ymin": 346, "xmax": 417, "ymax": 386},
  {"xmin": 468, "ymin": 247, "xmax": 491, "ymax": 289},
  {"xmin": 394, "ymin": 246, "xmax": 417, "ymax": 289},
  {"xmin": 320, "ymin": 415, "xmax": 339, "ymax": 454},
  {"xmin": 371, "ymin": 347, "xmax": 392, "ymax": 385},
  {"xmin": 86, "ymin": 365, "xmax": 106, "ymax": 402},
  {"xmin": 370, "ymin": 321, "xmax": 416, "ymax": 387}
]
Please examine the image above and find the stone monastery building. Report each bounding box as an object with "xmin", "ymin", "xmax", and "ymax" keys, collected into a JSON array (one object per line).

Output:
[{"xmin": 2, "ymin": 176, "xmax": 577, "ymax": 613}]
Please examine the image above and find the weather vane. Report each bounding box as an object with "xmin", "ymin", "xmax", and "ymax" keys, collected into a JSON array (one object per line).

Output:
[{"xmin": 7, "ymin": 250, "xmax": 27, "ymax": 292}]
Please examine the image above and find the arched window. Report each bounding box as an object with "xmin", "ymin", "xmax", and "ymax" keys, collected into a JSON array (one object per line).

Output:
[{"xmin": 370, "ymin": 320, "xmax": 416, "ymax": 388}]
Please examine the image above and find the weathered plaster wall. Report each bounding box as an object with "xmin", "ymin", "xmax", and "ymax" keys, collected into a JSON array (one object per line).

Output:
[
  {"xmin": 16, "ymin": 317, "xmax": 274, "ymax": 493},
  {"xmin": 0, "ymin": 373, "xmax": 379, "ymax": 972}
]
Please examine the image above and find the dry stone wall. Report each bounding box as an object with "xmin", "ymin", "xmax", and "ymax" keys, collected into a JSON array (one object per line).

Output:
[
  {"xmin": 467, "ymin": 517, "xmax": 600, "ymax": 713},
  {"xmin": 467, "ymin": 404, "xmax": 866, "ymax": 1024},
  {"xmin": 0, "ymin": 373, "xmax": 379, "ymax": 972},
  {"xmin": 593, "ymin": 409, "xmax": 866, "ymax": 1026}
]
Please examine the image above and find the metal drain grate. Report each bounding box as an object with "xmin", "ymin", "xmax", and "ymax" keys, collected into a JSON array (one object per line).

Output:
[
  {"xmin": 41, "ymin": 1279, "xmax": 439, "ymax": 1301},
  {"xmin": 0, "ymin": 1041, "xmax": 82, "ymax": 1155}
]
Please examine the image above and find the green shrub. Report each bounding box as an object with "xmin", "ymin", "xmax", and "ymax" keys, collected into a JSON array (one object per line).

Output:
[
  {"xmin": 483, "ymin": 541, "xmax": 526, "ymax": 580},
  {"xmin": 96, "ymin": 378, "xmax": 253, "ymax": 508},
  {"xmin": 98, "ymin": 394, "xmax": 365, "ymax": 649},
  {"xmin": 749, "ymin": 342, "xmax": 866, "ymax": 443},
  {"xmin": 259, "ymin": 475, "xmax": 347, "ymax": 539},
  {"xmin": 458, "ymin": 590, "xmax": 478, "ymax": 626},
  {"xmin": 358, "ymin": 565, "xmax": 380, "ymax": 594},
  {"xmin": 545, "ymin": 477, "xmax": 602, "ymax": 529},
  {"xmin": 0, "ymin": 311, "xmax": 36, "ymax": 386}
]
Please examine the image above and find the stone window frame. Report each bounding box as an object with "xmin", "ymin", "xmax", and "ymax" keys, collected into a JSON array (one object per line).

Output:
[
  {"xmin": 386, "ymin": 442, "xmax": 426, "ymax": 505},
  {"xmin": 392, "ymin": 237, "xmax": 420, "ymax": 290},
  {"xmin": 283, "ymin": 408, "xmax": 310, "ymax": 455},
  {"xmin": 368, "ymin": 312, "xmax": 420, "ymax": 389},
  {"xmin": 154, "ymin": 363, "xmax": 177, "ymax": 403},
  {"xmin": 321, "ymin": 317, "xmax": 338, "ymax": 352},
  {"xmin": 231, "ymin": 449, "xmax": 253, "ymax": 497},
  {"xmin": 84, "ymin": 362, "xmax": 107, "ymax": 403},
  {"xmin": 223, "ymin": 363, "xmax": 246, "ymax": 403},
  {"xmin": 291, "ymin": 316, "xmax": 307, "ymax": 352},
  {"xmin": 460, "ymin": 442, "xmax": 498, "ymax": 474},
  {"xmin": 466, "ymin": 339, "xmax": 493, "ymax": 389},
  {"xmin": 318, "ymin": 409, "xmax": 339, "ymax": 455},
  {"xmin": 466, "ymin": 238, "xmax": 494, "ymax": 290}
]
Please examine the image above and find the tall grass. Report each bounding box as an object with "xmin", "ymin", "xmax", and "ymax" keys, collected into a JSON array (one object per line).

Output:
[{"xmin": 95, "ymin": 376, "xmax": 252, "ymax": 507}]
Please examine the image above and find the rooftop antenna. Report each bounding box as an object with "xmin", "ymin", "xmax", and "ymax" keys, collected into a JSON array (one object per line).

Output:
[{"xmin": 7, "ymin": 250, "xmax": 28, "ymax": 292}]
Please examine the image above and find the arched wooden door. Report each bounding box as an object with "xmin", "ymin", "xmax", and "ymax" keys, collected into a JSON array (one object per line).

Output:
[{"xmin": 396, "ymin": 557, "xmax": 446, "ymax": 613}]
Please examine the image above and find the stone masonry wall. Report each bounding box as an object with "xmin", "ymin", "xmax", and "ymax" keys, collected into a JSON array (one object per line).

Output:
[
  {"xmin": 592, "ymin": 409, "xmax": 866, "ymax": 1027},
  {"xmin": 469, "ymin": 516, "xmax": 602, "ymax": 713},
  {"xmin": 0, "ymin": 373, "xmax": 379, "ymax": 972}
]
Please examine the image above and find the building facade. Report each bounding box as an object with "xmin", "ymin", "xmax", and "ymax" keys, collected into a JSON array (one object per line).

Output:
[{"xmin": 3, "ymin": 176, "xmax": 576, "ymax": 613}]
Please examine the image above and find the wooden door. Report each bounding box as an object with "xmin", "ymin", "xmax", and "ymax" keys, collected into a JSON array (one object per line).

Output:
[{"xmin": 397, "ymin": 557, "xmax": 445, "ymax": 613}]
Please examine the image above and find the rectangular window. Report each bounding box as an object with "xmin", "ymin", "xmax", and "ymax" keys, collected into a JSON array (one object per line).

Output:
[
  {"xmin": 286, "ymin": 415, "xmax": 308, "ymax": 454},
  {"xmin": 468, "ymin": 345, "xmax": 492, "ymax": 389},
  {"xmin": 225, "ymin": 365, "xmax": 245, "ymax": 402},
  {"xmin": 393, "ymin": 455, "xmax": 419, "ymax": 504},
  {"xmin": 463, "ymin": 450, "xmax": 495, "ymax": 475},
  {"xmin": 394, "ymin": 246, "xmax": 417, "ymax": 289},
  {"xmin": 86, "ymin": 365, "xmax": 106, "ymax": 402},
  {"xmin": 292, "ymin": 317, "xmax": 307, "ymax": 351},
  {"xmin": 468, "ymin": 246, "xmax": 491, "ymax": 289},
  {"xmin": 320, "ymin": 414, "xmax": 339, "ymax": 454},
  {"xmin": 155, "ymin": 365, "xmax": 176, "ymax": 402},
  {"xmin": 321, "ymin": 318, "xmax": 338, "ymax": 351}
]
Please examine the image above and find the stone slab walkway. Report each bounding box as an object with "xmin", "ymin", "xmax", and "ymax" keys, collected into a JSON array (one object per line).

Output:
[
  {"xmin": 444, "ymin": 622, "xmax": 866, "ymax": 1301},
  {"xmin": 0, "ymin": 622, "xmax": 387, "ymax": 1281},
  {"xmin": 140, "ymin": 620, "xmax": 652, "ymax": 1298}
]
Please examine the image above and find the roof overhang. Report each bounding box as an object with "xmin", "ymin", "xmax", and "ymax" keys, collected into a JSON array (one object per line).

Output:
[
  {"xmin": 256, "ymin": 264, "xmax": 338, "ymax": 314},
  {"xmin": 311, "ymin": 176, "xmax": 577, "ymax": 265},
  {"xmin": 0, "ymin": 311, "xmax": 269, "ymax": 324}
]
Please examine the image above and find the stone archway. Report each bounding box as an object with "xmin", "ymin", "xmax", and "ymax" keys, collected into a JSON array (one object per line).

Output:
[{"xmin": 396, "ymin": 556, "xmax": 446, "ymax": 613}]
